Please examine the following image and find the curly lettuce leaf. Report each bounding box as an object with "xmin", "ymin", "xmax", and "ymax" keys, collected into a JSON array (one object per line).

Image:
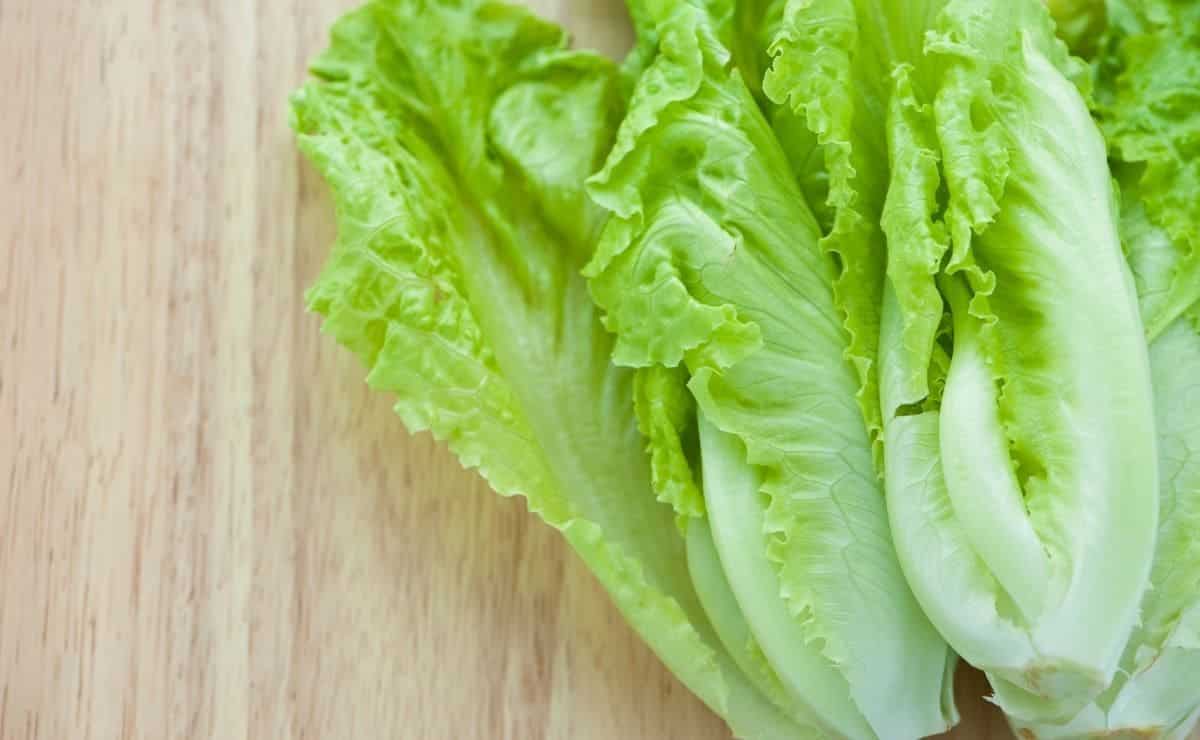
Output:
[
  {"xmin": 634, "ymin": 364, "xmax": 819, "ymax": 730},
  {"xmin": 588, "ymin": 1, "xmax": 954, "ymax": 737},
  {"xmin": 758, "ymin": 0, "xmax": 963, "ymax": 451},
  {"xmin": 1092, "ymin": 0, "xmax": 1200, "ymax": 341},
  {"xmin": 289, "ymin": 3, "xmax": 802, "ymax": 737},
  {"xmin": 633, "ymin": 365, "xmax": 706, "ymax": 528},
  {"xmin": 760, "ymin": 0, "xmax": 911, "ymax": 472}
]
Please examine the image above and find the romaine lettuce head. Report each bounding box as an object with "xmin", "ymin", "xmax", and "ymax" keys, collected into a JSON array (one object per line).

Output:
[
  {"xmin": 587, "ymin": 1, "xmax": 956, "ymax": 737},
  {"xmin": 1013, "ymin": 4, "xmax": 1200, "ymax": 737},
  {"xmin": 290, "ymin": 0, "xmax": 1188, "ymax": 736},
  {"xmin": 289, "ymin": 2, "xmax": 810, "ymax": 737},
  {"xmin": 892, "ymin": 3, "xmax": 1159, "ymax": 721},
  {"xmin": 762, "ymin": 0, "xmax": 1160, "ymax": 725}
]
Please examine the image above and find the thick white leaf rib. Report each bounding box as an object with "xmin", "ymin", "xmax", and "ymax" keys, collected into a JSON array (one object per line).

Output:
[{"xmin": 1013, "ymin": 315, "xmax": 1200, "ymax": 739}]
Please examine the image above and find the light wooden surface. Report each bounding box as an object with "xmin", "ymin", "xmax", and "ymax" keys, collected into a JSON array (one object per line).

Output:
[{"xmin": 0, "ymin": 1, "xmax": 1076, "ymax": 738}]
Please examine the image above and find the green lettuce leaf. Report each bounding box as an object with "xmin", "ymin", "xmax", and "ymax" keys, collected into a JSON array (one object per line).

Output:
[
  {"xmin": 633, "ymin": 365, "xmax": 818, "ymax": 730},
  {"xmin": 685, "ymin": 517, "xmax": 825, "ymax": 737},
  {"xmin": 1012, "ymin": 313, "xmax": 1200, "ymax": 740},
  {"xmin": 730, "ymin": 0, "xmax": 783, "ymax": 103},
  {"xmin": 764, "ymin": 0, "xmax": 1161, "ymax": 724},
  {"xmin": 761, "ymin": 0, "xmax": 955, "ymax": 442},
  {"xmin": 587, "ymin": 1, "xmax": 955, "ymax": 736},
  {"xmin": 289, "ymin": 3, "xmax": 803, "ymax": 737},
  {"xmin": 1014, "ymin": 7, "xmax": 1200, "ymax": 734},
  {"xmin": 1012, "ymin": 199, "xmax": 1200, "ymax": 736},
  {"xmin": 762, "ymin": 0, "xmax": 907, "ymax": 471},
  {"xmin": 633, "ymin": 365, "xmax": 706, "ymax": 528},
  {"xmin": 1093, "ymin": 0, "xmax": 1200, "ymax": 341},
  {"xmin": 1046, "ymin": 0, "xmax": 1108, "ymax": 57}
]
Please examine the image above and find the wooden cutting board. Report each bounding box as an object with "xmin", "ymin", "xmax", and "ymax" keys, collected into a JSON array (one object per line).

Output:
[{"xmin": 0, "ymin": 1, "xmax": 1160, "ymax": 738}]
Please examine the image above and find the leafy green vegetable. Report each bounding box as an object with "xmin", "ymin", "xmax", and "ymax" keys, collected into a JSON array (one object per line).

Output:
[
  {"xmin": 1014, "ymin": 312, "xmax": 1200, "ymax": 740},
  {"xmin": 291, "ymin": 0, "xmax": 1199, "ymax": 737},
  {"xmin": 763, "ymin": 0, "xmax": 898, "ymax": 471},
  {"xmin": 1094, "ymin": 0, "xmax": 1200, "ymax": 342},
  {"xmin": 761, "ymin": 0, "xmax": 1160, "ymax": 726},
  {"xmin": 1046, "ymin": 0, "xmax": 1108, "ymax": 56},
  {"xmin": 1009, "ymin": 193, "xmax": 1200, "ymax": 739},
  {"xmin": 896, "ymin": 3, "xmax": 1159, "ymax": 713},
  {"xmin": 586, "ymin": 1, "xmax": 955, "ymax": 737},
  {"xmin": 634, "ymin": 367, "xmax": 822, "ymax": 734},
  {"xmin": 1010, "ymin": 5, "xmax": 1200, "ymax": 736},
  {"xmin": 634, "ymin": 364, "xmax": 706, "ymax": 529},
  {"xmin": 289, "ymin": 3, "xmax": 806, "ymax": 737}
]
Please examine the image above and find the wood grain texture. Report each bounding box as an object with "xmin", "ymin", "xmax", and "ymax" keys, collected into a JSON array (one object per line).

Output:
[{"xmin": 0, "ymin": 1, "xmax": 1169, "ymax": 739}]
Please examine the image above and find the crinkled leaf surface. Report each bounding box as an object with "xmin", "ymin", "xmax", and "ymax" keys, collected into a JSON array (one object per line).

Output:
[
  {"xmin": 588, "ymin": 1, "xmax": 954, "ymax": 737},
  {"xmin": 290, "ymin": 3, "xmax": 801, "ymax": 737},
  {"xmin": 1094, "ymin": 0, "xmax": 1200, "ymax": 341}
]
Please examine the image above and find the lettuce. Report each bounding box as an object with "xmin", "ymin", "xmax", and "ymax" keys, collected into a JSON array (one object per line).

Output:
[
  {"xmin": 744, "ymin": 0, "xmax": 1156, "ymax": 719},
  {"xmin": 1046, "ymin": 0, "xmax": 1108, "ymax": 56},
  {"xmin": 887, "ymin": 5, "xmax": 1158, "ymax": 718},
  {"xmin": 1094, "ymin": 0, "xmax": 1200, "ymax": 342},
  {"xmin": 1011, "ymin": 193, "xmax": 1200, "ymax": 740},
  {"xmin": 1010, "ymin": 5, "xmax": 1200, "ymax": 737},
  {"xmin": 291, "ymin": 0, "xmax": 1196, "ymax": 737},
  {"xmin": 760, "ymin": 0, "xmax": 1161, "ymax": 726},
  {"xmin": 289, "ymin": 3, "xmax": 808, "ymax": 737},
  {"xmin": 1016, "ymin": 307, "xmax": 1200, "ymax": 740},
  {"xmin": 586, "ymin": 1, "xmax": 955, "ymax": 737}
]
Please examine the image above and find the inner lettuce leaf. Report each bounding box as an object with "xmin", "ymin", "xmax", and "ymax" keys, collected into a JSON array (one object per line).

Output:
[
  {"xmin": 763, "ymin": 0, "xmax": 1159, "ymax": 725},
  {"xmin": 1013, "ymin": 312, "xmax": 1200, "ymax": 740},
  {"xmin": 764, "ymin": 0, "xmax": 945, "ymax": 429},
  {"xmin": 289, "ymin": 2, "xmax": 805, "ymax": 737},
  {"xmin": 633, "ymin": 364, "xmax": 820, "ymax": 732},
  {"xmin": 1011, "ymin": 6, "xmax": 1200, "ymax": 737},
  {"xmin": 587, "ymin": 1, "xmax": 955, "ymax": 737},
  {"xmin": 759, "ymin": 0, "xmax": 912, "ymax": 473},
  {"xmin": 633, "ymin": 364, "xmax": 706, "ymax": 530}
]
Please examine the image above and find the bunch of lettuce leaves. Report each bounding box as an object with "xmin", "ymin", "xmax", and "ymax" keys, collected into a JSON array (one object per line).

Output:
[
  {"xmin": 1015, "ymin": 1, "xmax": 1200, "ymax": 737},
  {"xmin": 289, "ymin": 0, "xmax": 1200, "ymax": 737}
]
